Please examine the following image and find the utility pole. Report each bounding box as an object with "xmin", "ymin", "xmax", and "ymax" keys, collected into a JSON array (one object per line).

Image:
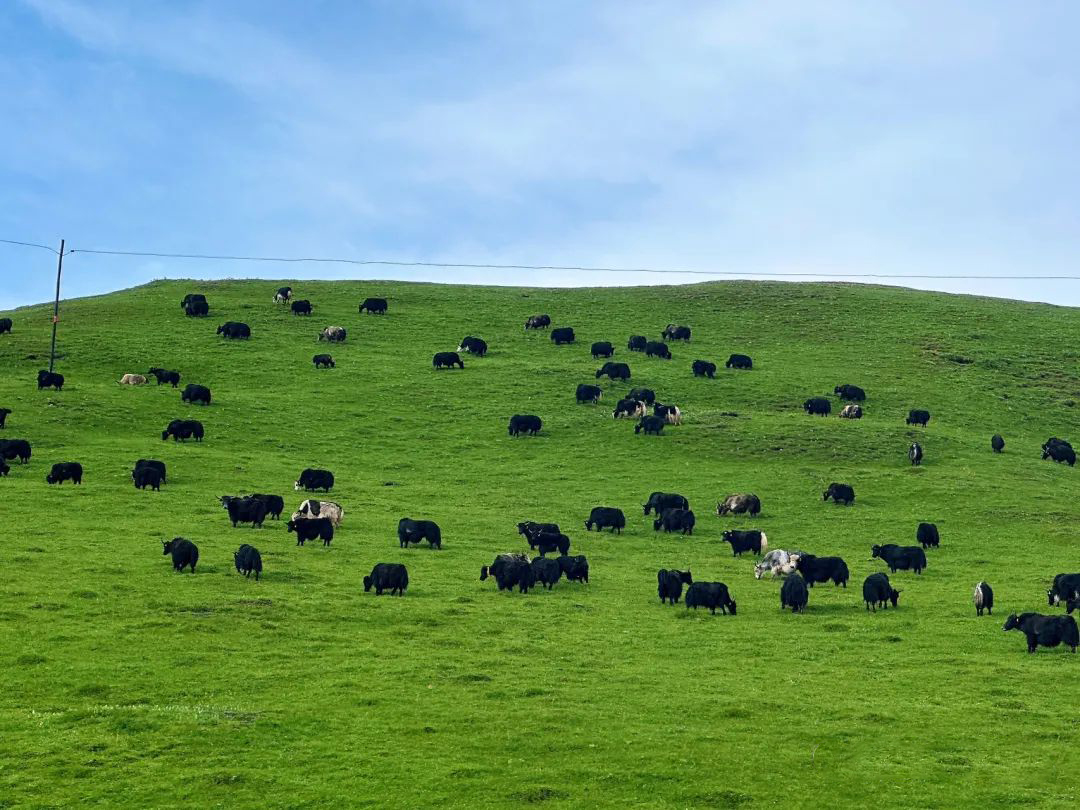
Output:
[{"xmin": 49, "ymin": 239, "xmax": 64, "ymax": 373}]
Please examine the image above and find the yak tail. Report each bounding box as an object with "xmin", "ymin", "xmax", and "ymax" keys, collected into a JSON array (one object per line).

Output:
[{"xmin": 760, "ymin": 533, "xmax": 768, "ymax": 553}]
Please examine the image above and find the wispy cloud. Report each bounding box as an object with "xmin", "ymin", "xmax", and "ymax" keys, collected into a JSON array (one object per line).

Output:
[{"xmin": 3, "ymin": 1, "xmax": 1080, "ymax": 306}]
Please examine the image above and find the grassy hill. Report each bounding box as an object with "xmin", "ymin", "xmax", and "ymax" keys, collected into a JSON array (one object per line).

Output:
[{"xmin": 2, "ymin": 278, "xmax": 1079, "ymax": 808}]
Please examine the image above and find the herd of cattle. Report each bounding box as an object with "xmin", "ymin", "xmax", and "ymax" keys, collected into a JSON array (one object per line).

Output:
[{"xmin": 1, "ymin": 287, "xmax": 1079, "ymax": 655}]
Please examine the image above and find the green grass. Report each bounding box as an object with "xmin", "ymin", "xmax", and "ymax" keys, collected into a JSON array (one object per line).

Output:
[{"xmin": 2, "ymin": 278, "xmax": 1080, "ymax": 808}]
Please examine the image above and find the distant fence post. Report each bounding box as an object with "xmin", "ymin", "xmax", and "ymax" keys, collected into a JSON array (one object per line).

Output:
[{"xmin": 49, "ymin": 238, "xmax": 64, "ymax": 373}]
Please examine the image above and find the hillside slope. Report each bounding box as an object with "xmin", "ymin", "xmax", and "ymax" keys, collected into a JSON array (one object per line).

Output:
[{"xmin": 2, "ymin": 279, "xmax": 1079, "ymax": 808}]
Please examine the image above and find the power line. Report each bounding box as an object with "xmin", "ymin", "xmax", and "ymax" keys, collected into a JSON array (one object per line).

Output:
[
  {"xmin": 0, "ymin": 237, "xmax": 59, "ymax": 254},
  {"xmin": 3, "ymin": 237, "xmax": 1080, "ymax": 280}
]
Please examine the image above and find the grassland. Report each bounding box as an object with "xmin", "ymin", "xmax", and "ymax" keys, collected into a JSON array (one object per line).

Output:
[{"xmin": 1, "ymin": 278, "xmax": 1079, "ymax": 809}]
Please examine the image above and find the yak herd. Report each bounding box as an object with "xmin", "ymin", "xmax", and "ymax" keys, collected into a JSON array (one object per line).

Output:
[{"xmin": 1, "ymin": 286, "xmax": 1079, "ymax": 655}]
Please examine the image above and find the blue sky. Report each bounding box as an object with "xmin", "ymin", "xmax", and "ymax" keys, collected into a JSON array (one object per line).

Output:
[{"xmin": 3, "ymin": 1, "xmax": 1080, "ymax": 310}]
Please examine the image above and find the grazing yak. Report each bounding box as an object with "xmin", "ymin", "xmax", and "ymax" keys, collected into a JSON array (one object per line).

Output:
[
  {"xmin": 834, "ymin": 384, "xmax": 866, "ymax": 401},
  {"xmin": 291, "ymin": 501, "xmax": 341, "ymax": 527},
  {"xmin": 662, "ymin": 324, "xmax": 691, "ymax": 341},
  {"xmin": 119, "ymin": 374, "xmax": 147, "ymax": 385},
  {"xmin": 364, "ymin": 563, "xmax": 409, "ymax": 595},
  {"xmin": 863, "ymin": 572, "xmax": 901, "ymax": 611},
  {"xmin": 295, "ymin": 468, "xmax": 334, "ymax": 492},
  {"xmin": 508, "ymin": 414, "xmax": 542, "ymax": 436},
  {"xmin": 1048, "ymin": 573, "xmax": 1080, "ymax": 606},
  {"xmin": 871, "ymin": 544, "xmax": 927, "ymax": 574},
  {"xmin": 839, "ymin": 404, "xmax": 862, "ymax": 419},
  {"xmin": 217, "ymin": 322, "xmax": 250, "ymax": 339},
  {"xmin": 313, "ymin": 354, "xmax": 335, "ymax": 369},
  {"xmin": 917, "ymin": 522, "xmax": 939, "ymax": 548},
  {"xmin": 974, "ymin": 581, "xmax": 994, "ymax": 616},
  {"xmin": 37, "ymin": 370, "xmax": 64, "ymax": 390},
  {"xmin": 163, "ymin": 537, "xmax": 199, "ymax": 573},
  {"xmin": 654, "ymin": 403, "xmax": 681, "ymax": 425},
  {"xmin": 133, "ymin": 457, "xmax": 166, "ymax": 481},
  {"xmin": 291, "ymin": 499, "xmax": 343, "ymax": 526},
  {"xmin": 527, "ymin": 532, "xmax": 571, "ymax": 556},
  {"xmin": 480, "ymin": 554, "xmax": 536, "ymax": 592},
  {"xmin": 657, "ymin": 569, "xmax": 693, "ymax": 604},
  {"xmin": 596, "ymin": 362, "xmax": 630, "ymax": 381},
  {"xmin": 359, "ymin": 297, "xmax": 388, "ymax": 314},
  {"xmin": 1003, "ymin": 613, "xmax": 1079, "ymax": 653},
  {"xmin": 644, "ymin": 341, "xmax": 671, "ymax": 360},
  {"xmin": 613, "ymin": 399, "xmax": 646, "ymax": 419},
  {"xmin": 1042, "ymin": 438, "xmax": 1075, "ymax": 466},
  {"xmin": 531, "ymin": 557, "xmax": 563, "ymax": 589},
  {"xmin": 398, "ymin": 518, "xmax": 442, "ymax": 549},
  {"xmin": 823, "ymin": 482, "xmax": 855, "ymax": 505},
  {"xmin": 591, "ymin": 341, "xmax": 615, "ymax": 359},
  {"xmin": 585, "ymin": 506, "xmax": 625, "ymax": 533},
  {"xmin": 909, "ymin": 442, "xmax": 924, "ymax": 466},
  {"xmin": 288, "ymin": 517, "xmax": 334, "ymax": 547},
  {"xmin": 691, "ymin": 359, "xmax": 716, "ymax": 379},
  {"xmin": 184, "ymin": 300, "xmax": 209, "ymax": 317},
  {"xmin": 653, "ymin": 508, "xmax": 695, "ymax": 535},
  {"xmin": 551, "ymin": 327, "xmax": 575, "ymax": 345},
  {"xmin": 517, "ymin": 522, "xmax": 561, "ymax": 545},
  {"xmin": 781, "ymin": 573, "xmax": 809, "ymax": 613},
  {"xmin": 685, "ymin": 582, "xmax": 736, "ymax": 615},
  {"xmin": 291, "ymin": 299, "xmax": 313, "ymax": 315},
  {"xmin": 247, "ymin": 494, "xmax": 284, "ymax": 520},
  {"xmin": 161, "ymin": 419, "xmax": 203, "ymax": 442},
  {"xmin": 133, "ymin": 465, "xmax": 164, "ymax": 491},
  {"xmin": 234, "ymin": 544, "xmax": 263, "ymax": 580},
  {"xmin": 148, "ymin": 368, "xmax": 181, "ymax": 387},
  {"xmin": 0, "ymin": 439, "xmax": 32, "ymax": 463},
  {"xmin": 991, "ymin": 434, "xmax": 1005, "ymax": 453},
  {"xmin": 525, "ymin": 314, "xmax": 551, "ymax": 330},
  {"xmin": 181, "ymin": 384, "xmax": 211, "ymax": 405},
  {"xmin": 628, "ymin": 387, "xmax": 656, "ymax": 405},
  {"xmin": 319, "ymin": 326, "xmax": 347, "ymax": 342},
  {"xmin": 45, "ymin": 462, "xmax": 83, "ymax": 485},
  {"xmin": 754, "ymin": 549, "xmax": 805, "ymax": 580},
  {"xmin": 433, "ymin": 351, "xmax": 464, "ymax": 369},
  {"xmin": 480, "ymin": 552, "xmax": 530, "ymax": 581},
  {"xmin": 803, "ymin": 397, "xmax": 831, "ymax": 416},
  {"xmin": 133, "ymin": 459, "xmax": 166, "ymax": 484},
  {"xmin": 559, "ymin": 555, "xmax": 589, "ymax": 584},
  {"xmin": 219, "ymin": 495, "xmax": 269, "ymax": 528},
  {"xmin": 643, "ymin": 492, "xmax": 689, "ymax": 516},
  {"xmin": 497, "ymin": 558, "xmax": 537, "ymax": 593},
  {"xmin": 274, "ymin": 286, "xmax": 292, "ymax": 303},
  {"xmin": 726, "ymin": 354, "xmax": 752, "ymax": 370},
  {"xmin": 635, "ymin": 415, "xmax": 665, "ymax": 435},
  {"xmin": 576, "ymin": 384, "xmax": 602, "ymax": 404},
  {"xmin": 0, "ymin": 407, "xmax": 10, "ymax": 428},
  {"xmin": 0, "ymin": 318, "xmax": 11, "ymax": 334},
  {"xmin": 716, "ymin": 493, "xmax": 761, "ymax": 517},
  {"xmin": 796, "ymin": 554, "xmax": 850, "ymax": 588},
  {"xmin": 627, "ymin": 335, "xmax": 647, "ymax": 352},
  {"xmin": 906, "ymin": 409, "xmax": 931, "ymax": 427},
  {"xmin": 459, "ymin": 336, "xmax": 488, "ymax": 357},
  {"xmin": 181, "ymin": 294, "xmax": 206, "ymax": 310},
  {"xmin": 721, "ymin": 529, "xmax": 768, "ymax": 557}
]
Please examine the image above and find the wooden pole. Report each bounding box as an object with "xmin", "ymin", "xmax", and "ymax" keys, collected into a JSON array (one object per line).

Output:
[{"xmin": 49, "ymin": 239, "xmax": 64, "ymax": 373}]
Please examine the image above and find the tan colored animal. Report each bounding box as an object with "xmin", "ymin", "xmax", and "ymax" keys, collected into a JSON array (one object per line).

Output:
[{"xmin": 119, "ymin": 374, "xmax": 148, "ymax": 385}]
